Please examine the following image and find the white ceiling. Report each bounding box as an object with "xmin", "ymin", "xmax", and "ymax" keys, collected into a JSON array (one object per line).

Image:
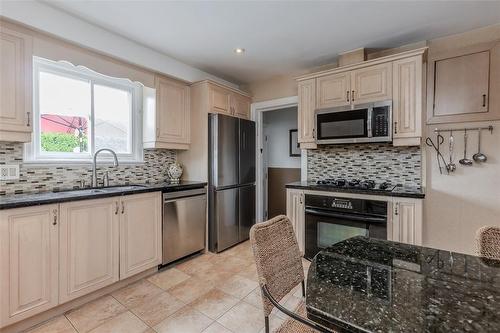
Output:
[{"xmin": 43, "ymin": 1, "xmax": 500, "ymax": 84}]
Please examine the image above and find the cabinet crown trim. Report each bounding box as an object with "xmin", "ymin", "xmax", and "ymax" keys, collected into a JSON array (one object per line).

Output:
[
  {"xmin": 296, "ymin": 47, "xmax": 428, "ymax": 81},
  {"xmin": 191, "ymin": 79, "xmax": 252, "ymax": 97}
]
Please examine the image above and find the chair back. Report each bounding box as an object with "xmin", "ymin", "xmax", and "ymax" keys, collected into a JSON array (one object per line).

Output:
[
  {"xmin": 250, "ymin": 215, "xmax": 304, "ymax": 317},
  {"xmin": 476, "ymin": 226, "xmax": 500, "ymax": 260}
]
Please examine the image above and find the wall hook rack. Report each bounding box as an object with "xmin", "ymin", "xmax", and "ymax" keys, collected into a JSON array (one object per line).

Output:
[{"xmin": 434, "ymin": 125, "xmax": 493, "ymax": 134}]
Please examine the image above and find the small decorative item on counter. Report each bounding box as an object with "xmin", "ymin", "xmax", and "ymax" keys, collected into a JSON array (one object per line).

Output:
[{"xmin": 167, "ymin": 162, "xmax": 183, "ymax": 183}]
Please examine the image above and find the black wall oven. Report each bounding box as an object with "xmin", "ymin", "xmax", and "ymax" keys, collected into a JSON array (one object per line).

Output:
[
  {"xmin": 315, "ymin": 100, "xmax": 392, "ymax": 144},
  {"xmin": 305, "ymin": 195, "xmax": 387, "ymax": 260}
]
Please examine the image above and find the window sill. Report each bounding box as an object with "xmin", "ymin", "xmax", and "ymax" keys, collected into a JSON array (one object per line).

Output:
[{"xmin": 21, "ymin": 159, "xmax": 145, "ymax": 168}]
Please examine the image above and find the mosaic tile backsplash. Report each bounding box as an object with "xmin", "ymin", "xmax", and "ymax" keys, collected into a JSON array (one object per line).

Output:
[
  {"xmin": 0, "ymin": 142, "xmax": 176, "ymax": 195},
  {"xmin": 307, "ymin": 143, "xmax": 422, "ymax": 188}
]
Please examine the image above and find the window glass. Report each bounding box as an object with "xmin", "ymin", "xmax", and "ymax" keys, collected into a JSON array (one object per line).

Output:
[
  {"xmin": 94, "ymin": 84, "xmax": 132, "ymax": 153},
  {"xmin": 39, "ymin": 71, "xmax": 91, "ymax": 154}
]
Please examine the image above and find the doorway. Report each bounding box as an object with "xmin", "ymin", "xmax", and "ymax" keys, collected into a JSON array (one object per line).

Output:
[{"xmin": 252, "ymin": 96, "xmax": 306, "ymax": 222}]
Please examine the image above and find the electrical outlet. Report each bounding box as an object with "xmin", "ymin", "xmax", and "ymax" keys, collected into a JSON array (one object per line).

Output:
[{"xmin": 0, "ymin": 164, "xmax": 20, "ymax": 180}]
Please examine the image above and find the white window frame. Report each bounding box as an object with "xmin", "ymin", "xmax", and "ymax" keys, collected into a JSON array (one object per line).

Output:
[{"xmin": 25, "ymin": 56, "xmax": 144, "ymax": 164}]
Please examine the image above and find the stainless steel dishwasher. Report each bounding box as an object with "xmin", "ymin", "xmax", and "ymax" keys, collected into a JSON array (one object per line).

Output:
[{"xmin": 162, "ymin": 187, "xmax": 207, "ymax": 265}]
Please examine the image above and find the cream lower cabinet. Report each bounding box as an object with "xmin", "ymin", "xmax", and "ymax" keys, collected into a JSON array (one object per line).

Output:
[
  {"xmin": 59, "ymin": 197, "xmax": 120, "ymax": 303},
  {"xmin": 286, "ymin": 189, "xmax": 305, "ymax": 253},
  {"xmin": 389, "ymin": 198, "xmax": 423, "ymax": 245},
  {"xmin": 0, "ymin": 205, "xmax": 59, "ymax": 327},
  {"xmin": 120, "ymin": 192, "xmax": 162, "ymax": 279}
]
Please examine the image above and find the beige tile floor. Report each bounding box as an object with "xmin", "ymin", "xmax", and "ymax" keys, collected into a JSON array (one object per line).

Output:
[{"xmin": 24, "ymin": 241, "xmax": 311, "ymax": 333}]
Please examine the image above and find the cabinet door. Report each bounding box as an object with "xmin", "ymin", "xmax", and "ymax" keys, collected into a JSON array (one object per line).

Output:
[
  {"xmin": 316, "ymin": 72, "xmax": 350, "ymax": 109},
  {"xmin": 351, "ymin": 62, "xmax": 392, "ymax": 104},
  {"xmin": 120, "ymin": 192, "xmax": 162, "ymax": 279},
  {"xmin": 0, "ymin": 205, "xmax": 58, "ymax": 327},
  {"xmin": 231, "ymin": 93, "xmax": 251, "ymax": 119},
  {"xmin": 393, "ymin": 56, "xmax": 423, "ymax": 144},
  {"xmin": 156, "ymin": 76, "xmax": 190, "ymax": 145},
  {"xmin": 286, "ymin": 189, "xmax": 305, "ymax": 253},
  {"xmin": 390, "ymin": 199, "xmax": 422, "ymax": 245},
  {"xmin": 433, "ymin": 51, "xmax": 489, "ymax": 117},
  {"xmin": 0, "ymin": 24, "xmax": 33, "ymax": 140},
  {"xmin": 59, "ymin": 198, "xmax": 119, "ymax": 303},
  {"xmin": 209, "ymin": 84, "xmax": 231, "ymax": 115},
  {"xmin": 298, "ymin": 79, "xmax": 317, "ymax": 148}
]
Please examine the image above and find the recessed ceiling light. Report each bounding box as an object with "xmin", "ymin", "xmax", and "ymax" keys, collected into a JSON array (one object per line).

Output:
[{"xmin": 234, "ymin": 48, "xmax": 245, "ymax": 54}]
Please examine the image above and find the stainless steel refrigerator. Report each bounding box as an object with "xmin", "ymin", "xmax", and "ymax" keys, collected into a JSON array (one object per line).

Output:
[{"xmin": 208, "ymin": 114, "xmax": 256, "ymax": 253}]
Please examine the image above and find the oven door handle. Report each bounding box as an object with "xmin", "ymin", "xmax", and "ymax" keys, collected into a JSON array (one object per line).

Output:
[{"xmin": 305, "ymin": 208, "xmax": 386, "ymax": 224}]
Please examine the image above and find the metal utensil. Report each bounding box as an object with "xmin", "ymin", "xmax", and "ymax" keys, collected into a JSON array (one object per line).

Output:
[
  {"xmin": 426, "ymin": 135, "xmax": 449, "ymax": 174},
  {"xmin": 459, "ymin": 130, "xmax": 473, "ymax": 166},
  {"xmin": 472, "ymin": 128, "xmax": 487, "ymax": 162},
  {"xmin": 447, "ymin": 131, "xmax": 456, "ymax": 172}
]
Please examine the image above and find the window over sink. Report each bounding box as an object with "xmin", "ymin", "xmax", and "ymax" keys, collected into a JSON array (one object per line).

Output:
[{"xmin": 25, "ymin": 57, "xmax": 143, "ymax": 163}]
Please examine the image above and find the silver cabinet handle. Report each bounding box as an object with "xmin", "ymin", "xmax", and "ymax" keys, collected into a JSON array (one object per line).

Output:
[
  {"xmin": 351, "ymin": 90, "xmax": 355, "ymax": 102},
  {"xmin": 394, "ymin": 122, "xmax": 398, "ymax": 134},
  {"xmin": 52, "ymin": 209, "xmax": 57, "ymax": 225},
  {"xmin": 394, "ymin": 203, "xmax": 399, "ymax": 216},
  {"xmin": 115, "ymin": 202, "xmax": 119, "ymax": 215},
  {"xmin": 483, "ymin": 94, "xmax": 486, "ymax": 107},
  {"xmin": 121, "ymin": 202, "xmax": 125, "ymax": 214},
  {"xmin": 27, "ymin": 112, "xmax": 31, "ymax": 127},
  {"xmin": 346, "ymin": 91, "xmax": 350, "ymax": 102}
]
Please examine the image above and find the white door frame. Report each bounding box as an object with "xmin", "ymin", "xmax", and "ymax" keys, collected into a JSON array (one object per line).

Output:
[{"xmin": 251, "ymin": 96, "xmax": 307, "ymax": 223}]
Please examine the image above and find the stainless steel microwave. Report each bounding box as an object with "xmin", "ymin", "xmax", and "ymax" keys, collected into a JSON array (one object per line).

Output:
[{"xmin": 315, "ymin": 100, "xmax": 392, "ymax": 144}]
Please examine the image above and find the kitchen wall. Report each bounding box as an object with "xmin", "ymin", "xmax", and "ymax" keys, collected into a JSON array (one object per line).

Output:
[
  {"xmin": 307, "ymin": 144, "xmax": 421, "ymax": 188},
  {"xmin": 0, "ymin": 142, "xmax": 176, "ymax": 195},
  {"xmin": 246, "ymin": 23, "xmax": 500, "ymax": 255},
  {"xmin": 263, "ymin": 107, "xmax": 301, "ymax": 168}
]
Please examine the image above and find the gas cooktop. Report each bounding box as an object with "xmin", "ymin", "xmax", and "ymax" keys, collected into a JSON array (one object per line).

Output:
[{"xmin": 315, "ymin": 178, "xmax": 397, "ymax": 192}]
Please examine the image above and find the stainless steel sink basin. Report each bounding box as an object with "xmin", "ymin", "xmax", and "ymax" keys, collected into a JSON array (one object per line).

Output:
[{"xmin": 57, "ymin": 185, "xmax": 147, "ymax": 195}]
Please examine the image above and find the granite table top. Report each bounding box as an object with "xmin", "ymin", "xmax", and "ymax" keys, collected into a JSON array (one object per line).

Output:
[
  {"xmin": 0, "ymin": 180, "xmax": 207, "ymax": 210},
  {"xmin": 306, "ymin": 236, "xmax": 500, "ymax": 333},
  {"xmin": 286, "ymin": 181, "xmax": 425, "ymax": 199}
]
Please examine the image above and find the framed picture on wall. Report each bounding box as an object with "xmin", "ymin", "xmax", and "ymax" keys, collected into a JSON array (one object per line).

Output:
[{"xmin": 289, "ymin": 129, "xmax": 300, "ymax": 157}]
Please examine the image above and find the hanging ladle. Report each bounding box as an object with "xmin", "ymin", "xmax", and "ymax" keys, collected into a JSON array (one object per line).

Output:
[
  {"xmin": 473, "ymin": 128, "xmax": 487, "ymax": 162},
  {"xmin": 459, "ymin": 129, "xmax": 473, "ymax": 166}
]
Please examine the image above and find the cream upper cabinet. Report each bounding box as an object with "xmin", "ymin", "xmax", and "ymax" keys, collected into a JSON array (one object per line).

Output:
[
  {"xmin": 392, "ymin": 55, "xmax": 423, "ymax": 146},
  {"xmin": 0, "ymin": 22, "xmax": 33, "ymax": 142},
  {"xmin": 59, "ymin": 197, "xmax": 120, "ymax": 303},
  {"xmin": 119, "ymin": 192, "xmax": 162, "ymax": 279},
  {"xmin": 389, "ymin": 198, "xmax": 423, "ymax": 246},
  {"xmin": 209, "ymin": 83, "xmax": 232, "ymax": 115},
  {"xmin": 230, "ymin": 92, "xmax": 251, "ymax": 119},
  {"xmin": 298, "ymin": 78, "xmax": 317, "ymax": 149},
  {"xmin": 0, "ymin": 205, "xmax": 59, "ymax": 328},
  {"xmin": 286, "ymin": 189, "xmax": 305, "ymax": 254},
  {"xmin": 351, "ymin": 62, "xmax": 392, "ymax": 104},
  {"xmin": 316, "ymin": 72, "xmax": 351, "ymax": 109},
  {"xmin": 427, "ymin": 40, "xmax": 500, "ymax": 124},
  {"xmin": 143, "ymin": 75, "xmax": 190, "ymax": 150}
]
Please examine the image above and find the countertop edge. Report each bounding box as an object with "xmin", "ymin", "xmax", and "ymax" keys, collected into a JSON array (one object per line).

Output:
[
  {"xmin": 0, "ymin": 182, "xmax": 207, "ymax": 210},
  {"xmin": 285, "ymin": 183, "xmax": 425, "ymax": 199}
]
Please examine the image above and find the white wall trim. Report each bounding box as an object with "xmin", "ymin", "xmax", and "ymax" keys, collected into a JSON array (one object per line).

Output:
[
  {"xmin": 252, "ymin": 96, "xmax": 305, "ymax": 223},
  {"xmin": 0, "ymin": 1, "xmax": 238, "ymax": 88}
]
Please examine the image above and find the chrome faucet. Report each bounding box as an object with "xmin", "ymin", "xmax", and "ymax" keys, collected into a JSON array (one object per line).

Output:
[{"xmin": 91, "ymin": 148, "xmax": 119, "ymax": 187}]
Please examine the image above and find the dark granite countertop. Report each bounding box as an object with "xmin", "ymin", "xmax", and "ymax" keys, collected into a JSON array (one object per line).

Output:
[
  {"xmin": 306, "ymin": 236, "xmax": 500, "ymax": 333},
  {"xmin": 0, "ymin": 180, "xmax": 207, "ymax": 210},
  {"xmin": 286, "ymin": 181, "xmax": 425, "ymax": 199}
]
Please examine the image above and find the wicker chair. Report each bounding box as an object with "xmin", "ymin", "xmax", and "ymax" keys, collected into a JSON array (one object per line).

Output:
[
  {"xmin": 250, "ymin": 215, "xmax": 334, "ymax": 333},
  {"xmin": 476, "ymin": 226, "xmax": 500, "ymax": 260}
]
